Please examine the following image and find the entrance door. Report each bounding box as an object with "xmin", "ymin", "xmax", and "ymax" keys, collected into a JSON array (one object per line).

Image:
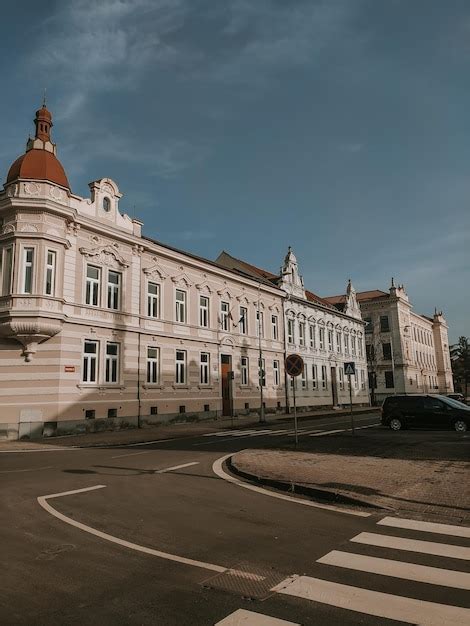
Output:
[
  {"xmin": 221, "ymin": 354, "xmax": 233, "ymax": 416},
  {"xmin": 331, "ymin": 366, "xmax": 338, "ymax": 406}
]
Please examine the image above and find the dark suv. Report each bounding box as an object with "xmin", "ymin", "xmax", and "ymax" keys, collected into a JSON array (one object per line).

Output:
[{"xmin": 381, "ymin": 394, "xmax": 469, "ymax": 432}]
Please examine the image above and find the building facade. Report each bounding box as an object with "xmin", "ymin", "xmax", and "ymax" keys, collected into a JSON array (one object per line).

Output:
[
  {"xmin": 325, "ymin": 281, "xmax": 454, "ymax": 403},
  {"xmin": 217, "ymin": 250, "xmax": 370, "ymax": 411}
]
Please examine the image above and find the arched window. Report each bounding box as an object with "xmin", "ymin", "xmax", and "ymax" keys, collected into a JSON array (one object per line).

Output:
[{"xmin": 103, "ymin": 196, "xmax": 111, "ymax": 212}]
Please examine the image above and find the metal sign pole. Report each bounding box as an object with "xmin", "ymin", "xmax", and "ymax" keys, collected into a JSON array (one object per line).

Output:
[
  {"xmin": 348, "ymin": 373, "xmax": 354, "ymax": 435},
  {"xmin": 292, "ymin": 376, "xmax": 298, "ymax": 448}
]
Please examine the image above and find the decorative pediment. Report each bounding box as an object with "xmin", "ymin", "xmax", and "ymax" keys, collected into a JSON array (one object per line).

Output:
[
  {"xmin": 236, "ymin": 293, "xmax": 249, "ymax": 305},
  {"xmin": 79, "ymin": 245, "xmax": 130, "ymax": 269},
  {"xmin": 343, "ymin": 326, "xmax": 350, "ymax": 333},
  {"xmin": 326, "ymin": 321, "xmax": 334, "ymax": 328},
  {"xmin": 253, "ymin": 300, "xmax": 265, "ymax": 310},
  {"xmin": 195, "ymin": 280, "xmax": 213, "ymax": 294},
  {"xmin": 317, "ymin": 319, "xmax": 325, "ymax": 326},
  {"xmin": 335, "ymin": 323, "xmax": 342, "ymax": 330},
  {"xmin": 307, "ymin": 315, "xmax": 317, "ymax": 323},
  {"xmin": 298, "ymin": 312, "xmax": 306, "ymax": 321},
  {"xmin": 143, "ymin": 262, "xmax": 168, "ymax": 281},
  {"xmin": 171, "ymin": 272, "xmax": 192, "ymax": 288},
  {"xmin": 285, "ymin": 308, "xmax": 296, "ymax": 318},
  {"xmin": 268, "ymin": 303, "xmax": 280, "ymax": 313}
]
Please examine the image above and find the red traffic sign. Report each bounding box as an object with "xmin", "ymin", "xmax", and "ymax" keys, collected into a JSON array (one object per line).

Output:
[{"xmin": 285, "ymin": 353, "xmax": 304, "ymax": 377}]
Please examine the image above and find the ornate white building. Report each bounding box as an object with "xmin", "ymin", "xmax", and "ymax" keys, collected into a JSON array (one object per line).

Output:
[{"xmin": 325, "ymin": 281, "xmax": 454, "ymax": 402}]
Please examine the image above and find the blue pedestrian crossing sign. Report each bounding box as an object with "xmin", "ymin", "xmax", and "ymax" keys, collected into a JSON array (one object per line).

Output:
[{"xmin": 344, "ymin": 362, "xmax": 356, "ymax": 376}]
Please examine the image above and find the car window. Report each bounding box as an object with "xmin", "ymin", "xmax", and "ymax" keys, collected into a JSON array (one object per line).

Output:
[
  {"xmin": 401, "ymin": 397, "xmax": 423, "ymax": 409},
  {"xmin": 438, "ymin": 395, "xmax": 470, "ymax": 411},
  {"xmin": 424, "ymin": 397, "xmax": 445, "ymax": 410}
]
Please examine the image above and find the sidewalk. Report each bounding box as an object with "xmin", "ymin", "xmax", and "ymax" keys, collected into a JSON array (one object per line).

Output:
[
  {"xmin": 230, "ymin": 428, "xmax": 470, "ymax": 523},
  {"xmin": 0, "ymin": 406, "xmax": 377, "ymax": 450}
]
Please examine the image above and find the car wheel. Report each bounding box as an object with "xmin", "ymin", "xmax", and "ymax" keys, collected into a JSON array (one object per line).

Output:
[
  {"xmin": 389, "ymin": 417, "xmax": 403, "ymax": 431},
  {"xmin": 454, "ymin": 419, "xmax": 468, "ymax": 433}
]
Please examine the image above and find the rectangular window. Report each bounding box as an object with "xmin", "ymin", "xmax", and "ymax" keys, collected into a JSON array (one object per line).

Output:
[
  {"xmin": 336, "ymin": 331, "xmax": 342, "ymax": 354},
  {"xmin": 221, "ymin": 301, "xmax": 230, "ymax": 331},
  {"xmin": 271, "ymin": 315, "xmax": 278, "ymax": 340},
  {"xmin": 319, "ymin": 327, "xmax": 325, "ymax": 350},
  {"xmin": 199, "ymin": 295, "xmax": 209, "ymax": 328},
  {"xmin": 22, "ymin": 247, "xmax": 34, "ymax": 294},
  {"xmin": 86, "ymin": 265, "xmax": 100, "ymax": 306},
  {"xmin": 328, "ymin": 329, "xmax": 333, "ymax": 351},
  {"xmin": 364, "ymin": 317, "xmax": 373, "ymax": 334},
  {"xmin": 301, "ymin": 364, "xmax": 307, "ymax": 389},
  {"xmin": 380, "ymin": 315, "xmax": 390, "ymax": 332},
  {"xmin": 200, "ymin": 352, "xmax": 210, "ymax": 385},
  {"xmin": 44, "ymin": 250, "xmax": 56, "ymax": 296},
  {"xmin": 321, "ymin": 365, "xmax": 327, "ymax": 390},
  {"xmin": 361, "ymin": 369, "xmax": 366, "ymax": 390},
  {"xmin": 256, "ymin": 310, "xmax": 264, "ymax": 338},
  {"xmin": 355, "ymin": 372, "xmax": 359, "ymax": 389},
  {"xmin": 175, "ymin": 289, "xmax": 187, "ymax": 323},
  {"xmin": 241, "ymin": 356, "xmax": 249, "ymax": 385},
  {"xmin": 311, "ymin": 364, "xmax": 317, "ymax": 389},
  {"xmin": 175, "ymin": 350, "xmax": 186, "ymax": 384},
  {"xmin": 239, "ymin": 306, "xmax": 248, "ymax": 335},
  {"xmin": 382, "ymin": 342, "xmax": 392, "ymax": 360},
  {"xmin": 351, "ymin": 335, "xmax": 357, "ymax": 356},
  {"xmin": 83, "ymin": 340, "xmax": 98, "ymax": 383},
  {"xmin": 287, "ymin": 319, "xmax": 294, "ymax": 344},
  {"xmin": 309, "ymin": 324, "xmax": 316, "ymax": 348},
  {"xmin": 366, "ymin": 344, "xmax": 375, "ymax": 361},
  {"xmin": 339, "ymin": 367, "xmax": 344, "ymax": 390},
  {"xmin": 273, "ymin": 360, "xmax": 280, "ymax": 386},
  {"xmin": 344, "ymin": 334, "xmax": 349, "ymax": 354},
  {"xmin": 146, "ymin": 347, "xmax": 159, "ymax": 384},
  {"xmin": 147, "ymin": 282, "xmax": 160, "ymax": 318},
  {"xmin": 259, "ymin": 357, "xmax": 266, "ymax": 387},
  {"xmin": 105, "ymin": 342, "xmax": 119, "ymax": 383},
  {"xmin": 385, "ymin": 370, "xmax": 394, "ymax": 388},
  {"xmin": 2, "ymin": 247, "xmax": 13, "ymax": 295},
  {"xmin": 107, "ymin": 271, "xmax": 121, "ymax": 310},
  {"xmin": 299, "ymin": 322, "xmax": 305, "ymax": 347},
  {"xmin": 358, "ymin": 337, "xmax": 363, "ymax": 358}
]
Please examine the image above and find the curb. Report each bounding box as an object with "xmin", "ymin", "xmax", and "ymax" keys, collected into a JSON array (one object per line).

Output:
[{"xmin": 227, "ymin": 456, "xmax": 385, "ymax": 511}]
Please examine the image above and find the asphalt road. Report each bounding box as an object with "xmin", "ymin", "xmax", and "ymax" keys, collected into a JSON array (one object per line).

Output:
[{"xmin": 1, "ymin": 413, "xmax": 469, "ymax": 625}]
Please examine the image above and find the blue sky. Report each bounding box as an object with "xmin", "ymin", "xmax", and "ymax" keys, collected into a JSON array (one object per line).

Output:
[{"xmin": 1, "ymin": 0, "xmax": 469, "ymax": 341}]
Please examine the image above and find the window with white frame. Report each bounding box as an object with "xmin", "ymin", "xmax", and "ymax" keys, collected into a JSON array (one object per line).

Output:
[
  {"xmin": 351, "ymin": 335, "xmax": 357, "ymax": 356},
  {"xmin": 1, "ymin": 246, "xmax": 13, "ymax": 295},
  {"xmin": 309, "ymin": 324, "xmax": 316, "ymax": 348},
  {"xmin": 44, "ymin": 250, "xmax": 56, "ymax": 296},
  {"xmin": 319, "ymin": 326, "xmax": 325, "ymax": 350},
  {"xmin": 220, "ymin": 301, "xmax": 230, "ymax": 331},
  {"xmin": 85, "ymin": 265, "xmax": 100, "ymax": 306},
  {"xmin": 199, "ymin": 295, "xmax": 209, "ymax": 328},
  {"xmin": 328, "ymin": 329, "xmax": 333, "ymax": 351},
  {"xmin": 175, "ymin": 350, "xmax": 186, "ymax": 384},
  {"xmin": 21, "ymin": 247, "xmax": 35, "ymax": 294},
  {"xmin": 299, "ymin": 322, "xmax": 305, "ymax": 347},
  {"xmin": 200, "ymin": 352, "xmax": 210, "ymax": 384},
  {"xmin": 175, "ymin": 289, "xmax": 187, "ymax": 323},
  {"xmin": 344, "ymin": 333, "xmax": 349, "ymax": 354},
  {"xmin": 273, "ymin": 360, "xmax": 280, "ymax": 386},
  {"xmin": 355, "ymin": 372, "xmax": 359, "ymax": 389},
  {"xmin": 311, "ymin": 363, "xmax": 318, "ymax": 389},
  {"xmin": 271, "ymin": 315, "xmax": 278, "ymax": 340},
  {"xmin": 321, "ymin": 365, "xmax": 327, "ymax": 390},
  {"xmin": 239, "ymin": 306, "xmax": 248, "ymax": 335},
  {"xmin": 287, "ymin": 319, "xmax": 294, "ymax": 344},
  {"xmin": 361, "ymin": 369, "xmax": 365, "ymax": 390},
  {"xmin": 107, "ymin": 271, "xmax": 121, "ymax": 310},
  {"xmin": 336, "ymin": 331, "xmax": 342, "ymax": 354},
  {"xmin": 146, "ymin": 346, "xmax": 159, "ymax": 384},
  {"xmin": 259, "ymin": 357, "xmax": 266, "ymax": 387},
  {"xmin": 105, "ymin": 342, "xmax": 119, "ymax": 383},
  {"xmin": 256, "ymin": 310, "xmax": 264, "ymax": 338},
  {"xmin": 82, "ymin": 340, "xmax": 98, "ymax": 383},
  {"xmin": 301, "ymin": 364, "xmax": 307, "ymax": 389},
  {"xmin": 241, "ymin": 356, "xmax": 249, "ymax": 385},
  {"xmin": 147, "ymin": 282, "xmax": 160, "ymax": 318},
  {"xmin": 358, "ymin": 335, "xmax": 363, "ymax": 357},
  {"xmin": 339, "ymin": 367, "xmax": 344, "ymax": 390}
]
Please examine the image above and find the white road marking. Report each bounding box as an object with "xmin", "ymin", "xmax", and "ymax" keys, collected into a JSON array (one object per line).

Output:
[
  {"xmin": 309, "ymin": 429, "xmax": 345, "ymax": 437},
  {"xmin": 378, "ymin": 516, "xmax": 470, "ymax": 539},
  {"xmin": 351, "ymin": 532, "xmax": 470, "ymax": 560},
  {"xmin": 0, "ymin": 465, "xmax": 53, "ymax": 473},
  {"xmin": 111, "ymin": 451, "xmax": 152, "ymax": 459},
  {"xmin": 156, "ymin": 461, "xmax": 199, "ymax": 473},
  {"xmin": 272, "ymin": 575, "xmax": 470, "ymax": 625},
  {"xmin": 212, "ymin": 454, "xmax": 370, "ymax": 517},
  {"xmin": 0, "ymin": 447, "xmax": 81, "ymax": 453},
  {"xmin": 287, "ymin": 429, "xmax": 321, "ymax": 436},
  {"xmin": 37, "ymin": 484, "xmax": 265, "ymax": 577},
  {"xmin": 318, "ymin": 550, "xmax": 470, "ymax": 590},
  {"xmin": 215, "ymin": 609, "xmax": 300, "ymax": 625}
]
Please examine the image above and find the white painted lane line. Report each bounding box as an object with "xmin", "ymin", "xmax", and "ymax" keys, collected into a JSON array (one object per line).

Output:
[
  {"xmin": 272, "ymin": 575, "xmax": 470, "ymax": 626},
  {"xmin": 318, "ymin": 550, "xmax": 470, "ymax": 590},
  {"xmin": 111, "ymin": 451, "xmax": 152, "ymax": 459},
  {"xmin": 378, "ymin": 516, "xmax": 470, "ymax": 539},
  {"xmin": 215, "ymin": 608, "xmax": 300, "ymax": 625},
  {"xmin": 0, "ymin": 465, "xmax": 53, "ymax": 473},
  {"xmin": 310, "ymin": 428, "xmax": 345, "ymax": 437},
  {"xmin": 0, "ymin": 447, "xmax": 81, "ymax": 453},
  {"xmin": 38, "ymin": 485, "xmax": 259, "ymax": 576},
  {"xmin": 212, "ymin": 454, "xmax": 370, "ymax": 517},
  {"xmin": 351, "ymin": 532, "xmax": 470, "ymax": 561},
  {"xmin": 156, "ymin": 461, "xmax": 199, "ymax": 473},
  {"xmin": 287, "ymin": 430, "xmax": 321, "ymax": 436}
]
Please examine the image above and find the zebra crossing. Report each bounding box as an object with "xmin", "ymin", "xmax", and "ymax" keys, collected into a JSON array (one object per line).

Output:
[
  {"xmin": 201, "ymin": 423, "xmax": 379, "ymax": 440},
  {"xmin": 215, "ymin": 515, "xmax": 470, "ymax": 625}
]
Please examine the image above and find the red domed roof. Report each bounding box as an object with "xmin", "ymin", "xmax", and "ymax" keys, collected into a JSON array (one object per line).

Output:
[{"xmin": 7, "ymin": 149, "xmax": 70, "ymax": 190}]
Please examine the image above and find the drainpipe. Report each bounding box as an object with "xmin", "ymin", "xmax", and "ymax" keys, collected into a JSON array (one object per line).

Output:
[{"xmin": 282, "ymin": 295, "xmax": 290, "ymax": 414}]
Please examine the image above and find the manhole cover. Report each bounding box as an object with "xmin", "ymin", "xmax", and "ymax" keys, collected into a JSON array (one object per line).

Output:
[{"xmin": 200, "ymin": 563, "xmax": 287, "ymax": 600}]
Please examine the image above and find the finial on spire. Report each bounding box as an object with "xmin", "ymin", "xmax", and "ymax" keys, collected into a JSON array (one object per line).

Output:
[
  {"xmin": 42, "ymin": 87, "xmax": 47, "ymax": 108},
  {"xmin": 391, "ymin": 277, "xmax": 395, "ymax": 287}
]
